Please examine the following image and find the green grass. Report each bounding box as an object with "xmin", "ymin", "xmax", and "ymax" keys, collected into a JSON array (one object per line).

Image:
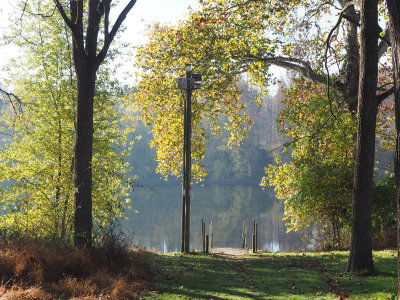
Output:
[{"xmin": 143, "ymin": 250, "xmax": 397, "ymax": 299}]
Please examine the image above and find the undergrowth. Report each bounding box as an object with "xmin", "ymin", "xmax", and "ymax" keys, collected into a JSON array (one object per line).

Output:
[{"xmin": 0, "ymin": 238, "xmax": 152, "ymax": 299}]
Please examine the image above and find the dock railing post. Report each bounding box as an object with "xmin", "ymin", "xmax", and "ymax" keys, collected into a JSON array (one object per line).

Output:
[
  {"xmin": 242, "ymin": 221, "xmax": 247, "ymax": 249},
  {"xmin": 209, "ymin": 221, "xmax": 213, "ymax": 249},
  {"xmin": 252, "ymin": 234, "xmax": 256, "ymax": 253},
  {"xmin": 255, "ymin": 223, "xmax": 258, "ymax": 252},
  {"xmin": 201, "ymin": 219, "xmax": 205, "ymax": 252}
]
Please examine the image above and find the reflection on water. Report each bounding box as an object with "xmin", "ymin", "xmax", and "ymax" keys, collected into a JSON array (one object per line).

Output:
[{"xmin": 123, "ymin": 180, "xmax": 302, "ymax": 253}]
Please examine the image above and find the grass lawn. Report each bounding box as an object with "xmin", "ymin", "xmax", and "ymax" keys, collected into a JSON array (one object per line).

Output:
[{"xmin": 143, "ymin": 250, "xmax": 397, "ymax": 299}]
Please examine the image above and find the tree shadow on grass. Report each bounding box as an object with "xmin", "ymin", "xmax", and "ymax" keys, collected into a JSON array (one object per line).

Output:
[{"xmin": 146, "ymin": 251, "xmax": 397, "ymax": 299}]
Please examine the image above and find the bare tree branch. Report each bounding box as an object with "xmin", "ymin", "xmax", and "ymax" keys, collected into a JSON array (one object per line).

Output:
[
  {"xmin": 0, "ymin": 1, "xmax": 27, "ymax": 29},
  {"xmin": 378, "ymin": 28, "xmax": 391, "ymax": 59},
  {"xmin": 377, "ymin": 86, "xmax": 395, "ymax": 105},
  {"xmin": 24, "ymin": 4, "xmax": 57, "ymax": 18},
  {"xmin": 341, "ymin": 12, "xmax": 360, "ymax": 26},
  {"xmin": 96, "ymin": 0, "xmax": 137, "ymax": 66},
  {"xmin": 68, "ymin": 0, "xmax": 85, "ymax": 54},
  {"xmin": 53, "ymin": 0, "xmax": 73, "ymax": 30},
  {"xmin": 103, "ymin": 0, "xmax": 111, "ymax": 44},
  {"xmin": 332, "ymin": 3, "xmax": 390, "ymax": 60},
  {"xmin": 238, "ymin": 54, "xmax": 327, "ymax": 84},
  {"xmin": 0, "ymin": 88, "xmax": 22, "ymax": 104},
  {"xmin": 86, "ymin": 0, "xmax": 104, "ymax": 57},
  {"xmin": 324, "ymin": 1, "xmax": 359, "ymax": 49},
  {"xmin": 323, "ymin": 1, "xmax": 361, "ymax": 114},
  {"xmin": 0, "ymin": 88, "xmax": 23, "ymax": 115}
]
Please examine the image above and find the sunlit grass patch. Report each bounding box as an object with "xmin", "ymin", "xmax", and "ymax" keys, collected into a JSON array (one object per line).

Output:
[{"xmin": 145, "ymin": 250, "xmax": 397, "ymax": 299}]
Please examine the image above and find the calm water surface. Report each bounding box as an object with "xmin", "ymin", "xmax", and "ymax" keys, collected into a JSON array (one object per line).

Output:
[{"xmin": 123, "ymin": 180, "xmax": 302, "ymax": 253}]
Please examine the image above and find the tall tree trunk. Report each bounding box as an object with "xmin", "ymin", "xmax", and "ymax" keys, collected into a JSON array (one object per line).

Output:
[
  {"xmin": 343, "ymin": 2, "xmax": 360, "ymax": 112},
  {"xmin": 73, "ymin": 56, "xmax": 97, "ymax": 247},
  {"xmin": 346, "ymin": 0, "xmax": 379, "ymax": 272},
  {"xmin": 386, "ymin": 0, "xmax": 400, "ymax": 296},
  {"xmin": 61, "ymin": 158, "xmax": 74, "ymax": 239},
  {"xmin": 54, "ymin": 0, "xmax": 137, "ymax": 248}
]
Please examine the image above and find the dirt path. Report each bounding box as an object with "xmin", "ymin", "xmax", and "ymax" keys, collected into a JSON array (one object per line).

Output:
[{"xmin": 210, "ymin": 247, "xmax": 249, "ymax": 256}]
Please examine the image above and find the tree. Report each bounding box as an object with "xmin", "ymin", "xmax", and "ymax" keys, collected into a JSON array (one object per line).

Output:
[
  {"xmin": 263, "ymin": 80, "xmax": 355, "ymax": 249},
  {"xmin": 386, "ymin": 0, "xmax": 400, "ymax": 294},
  {"xmin": 132, "ymin": 18, "xmax": 252, "ymax": 180},
  {"xmin": 346, "ymin": 0, "xmax": 380, "ymax": 272},
  {"xmin": 0, "ymin": 0, "xmax": 133, "ymax": 241},
  {"xmin": 133, "ymin": 0, "xmax": 393, "ymax": 270},
  {"xmin": 133, "ymin": 0, "xmax": 350, "ymax": 178},
  {"xmin": 52, "ymin": 0, "xmax": 137, "ymax": 247}
]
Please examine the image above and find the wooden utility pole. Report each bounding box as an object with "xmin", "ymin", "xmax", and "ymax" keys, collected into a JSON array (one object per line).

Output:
[
  {"xmin": 182, "ymin": 64, "xmax": 192, "ymax": 253},
  {"xmin": 177, "ymin": 64, "xmax": 202, "ymax": 253}
]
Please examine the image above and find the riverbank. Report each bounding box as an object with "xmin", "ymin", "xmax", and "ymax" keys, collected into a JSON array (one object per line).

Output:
[{"xmin": 145, "ymin": 250, "xmax": 397, "ymax": 299}]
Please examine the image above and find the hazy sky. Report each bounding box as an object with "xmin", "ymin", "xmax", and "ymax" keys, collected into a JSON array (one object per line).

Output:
[
  {"xmin": 127, "ymin": 0, "xmax": 199, "ymax": 44},
  {"xmin": 0, "ymin": 0, "xmax": 199, "ymax": 38}
]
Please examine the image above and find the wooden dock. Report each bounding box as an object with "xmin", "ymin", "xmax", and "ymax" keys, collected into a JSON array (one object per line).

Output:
[
  {"xmin": 201, "ymin": 219, "xmax": 259, "ymax": 255},
  {"xmin": 209, "ymin": 247, "xmax": 249, "ymax": 256}
]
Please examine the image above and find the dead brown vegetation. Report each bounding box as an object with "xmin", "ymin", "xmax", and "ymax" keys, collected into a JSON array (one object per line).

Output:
[{"xmin": 0, "ymin": 239, "xmax": 152, "ymax": 299}]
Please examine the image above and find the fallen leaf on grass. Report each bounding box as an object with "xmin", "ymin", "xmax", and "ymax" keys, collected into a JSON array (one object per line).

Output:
[
  {"xmin": 185, "ymin": 266, "xmax": 194, "ymax": 272},
  {"xmin": 339, "ymin": 291, "xmax": 350, "ymax": 300}
]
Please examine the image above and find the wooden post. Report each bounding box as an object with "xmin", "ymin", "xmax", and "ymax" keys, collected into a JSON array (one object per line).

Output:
[
  {"xmin": 177, "ymin": 66, "xmax": 201, "ymax": 253},
  {"xmin": 183, "ymin": 69, "xmax": 192, "ymax": 253},
  {"xmin": 203, "ymin": 221, "xmax": 206, "ymax": 251},
  {"xmin": 242, "ymin": 221, "xmax": 247, "ymax": 249},
  {"xmin": 206, "ymin": 234, "xmax": 209, "ymax": 254},
  {"xmin": 255, "ymin": 223, "xmax": 258, "ymax": 252},
  {"xmin": 252, "ymin": 234, "xmax": 256, "ymax": 253},
  {"xmin": 209, "ymin": 221, "xmax": 213, "ymax": 249},
  {"xmin": 253, "ymin": 219, "xmax": 256, "ymax": 237},
  {"xmin": 202, "ymin": 219, "xmax": 205, "ymax": 252}
]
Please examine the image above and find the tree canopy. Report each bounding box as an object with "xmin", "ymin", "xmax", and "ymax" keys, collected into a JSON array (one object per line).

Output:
[
  {"xmin": 0, "ymin": 0, "xmax": 134, "ymax": 241},
  {"xmin": 132, "ymin": 0, "xmax": 390, "ymax": 178}
]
